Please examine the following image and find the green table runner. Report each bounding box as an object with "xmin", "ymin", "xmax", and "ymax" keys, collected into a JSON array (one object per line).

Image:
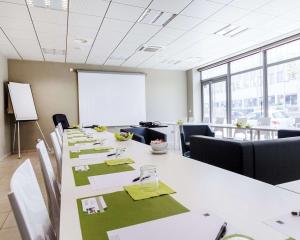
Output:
[
  {"xmin": 77, "ymin": 191, "xmax": 189, "ymax": 240},
  {"xmin": 70, "ymin": 147, "xmax": 113, "ymax": 159},
  {"xmin": 68, "ymin": 140, "xmax": 96, "ymax": 147},
  {"xmin": 73, "ymin": 163, "xmax": 134, "ymax": 186}
]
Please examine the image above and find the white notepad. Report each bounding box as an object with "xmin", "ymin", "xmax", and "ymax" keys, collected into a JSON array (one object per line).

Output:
[
  {"xmin": 88, "ymin": 171, "xmax": 139, "ymax": 190},
  {"xmin": 264, "ymin": 213, "xmax": 300, "ymax": 239},
  {"xmin": 107, "ymin": 211, "xmax": 237, "ymax": 240}
]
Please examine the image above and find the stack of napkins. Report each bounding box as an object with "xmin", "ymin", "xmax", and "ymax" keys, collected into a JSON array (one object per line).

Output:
[
  {"xmin": 105, "ymin": 158, "xmax": 135, "ymax": 166},
  {"xmin": 124, "ymin": 181, "xmax": 175, "ymax": 201}
]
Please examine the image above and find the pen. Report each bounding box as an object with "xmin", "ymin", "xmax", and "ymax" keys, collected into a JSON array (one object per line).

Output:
[
  {"xmin": 107, "ymin": 153, "xmax": 116, "ymax": 157},
  {"xmin": 215, "ymin": 222, "xmax": 227, "ymax": 240}
]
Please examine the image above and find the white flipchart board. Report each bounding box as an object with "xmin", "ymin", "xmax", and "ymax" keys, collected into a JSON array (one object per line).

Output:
[
  {"xmin": 78, "ymin": 71, "xmax": 146, "ymax": 126},
  {"xmin": 8, "ymin": 82, "xmax": 38, "ymax": 121}
]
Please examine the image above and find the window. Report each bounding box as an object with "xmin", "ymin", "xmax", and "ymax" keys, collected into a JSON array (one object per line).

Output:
[
  {"xmin": 267, "ymin": 39, "xmax": 300, "ymax": 64},
  {"xmin": 231, "ymin": 53, "xmax": 262, "ymax": 73},
  {"xmin": 202, "ymin": 64, "xmax": 227, "ymax": 80},
  {"xmin": 202, "ymin": 84, "xmax": 210, "ymax": 121},
  {"xmin": 211, "ymin": 81, "xmax": 227, "ymax": 123},
  {"xmin": 267, "ymin": 60, "xmax": 300, "ymax": 127},
  {"xmin": 231, "ymin": 70, "xmax": 263, "ymax": 123}
]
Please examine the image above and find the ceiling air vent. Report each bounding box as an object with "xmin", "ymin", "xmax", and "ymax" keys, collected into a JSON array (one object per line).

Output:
[
  {"xmin": 42, "ymin": 48, "xmax": 66, "ymax": 55},
  {"xmin": 138, "ymin": 45, "xmax": 164, "ymax": 53},
  {"xmin": 26, "ymin": 0, "xmax": 68, "ymax": 11}
]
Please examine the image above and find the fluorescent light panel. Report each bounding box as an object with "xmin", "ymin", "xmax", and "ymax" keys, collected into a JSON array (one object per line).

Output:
[
  {"xmin": 215, "ymin": 24, "xmax": 248, "ymax": 37},
  {"xmin": 138, "ymin": 9, "xmax": 176, "ymax": 26},
  {"xmin": 26, "ymin": 0, "xmax": 68, "ymax": 11}
]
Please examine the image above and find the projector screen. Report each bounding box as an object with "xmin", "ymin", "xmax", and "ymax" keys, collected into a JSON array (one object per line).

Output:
[{"xmin": 78, "ymin": 71, "xmax": 146, "ymax": 126}]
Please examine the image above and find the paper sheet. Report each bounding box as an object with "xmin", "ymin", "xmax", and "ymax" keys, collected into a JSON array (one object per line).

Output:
[
  {"xmin": 264, "ymin": 213, "xmax": 300, "ymax": 239},
  {"xmin": 88, "ymin": 171, "xmax": 139, "ymax": 190},
  {"xmin": 107, "ymin": 211, "xmax": 237, "ymax": 240}
]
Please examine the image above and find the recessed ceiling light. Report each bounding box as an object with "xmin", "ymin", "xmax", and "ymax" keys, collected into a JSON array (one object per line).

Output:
[
  {"xmin": 74, "ymin": 38, "xmax": 89, "ymax": 45},
  {"xmin": 214, "ymin": 24, "xmax": 248, "ymax": 37},
  {"xmin": 26, "ymin": 0, "xmax": 68, "ymax": 11}
]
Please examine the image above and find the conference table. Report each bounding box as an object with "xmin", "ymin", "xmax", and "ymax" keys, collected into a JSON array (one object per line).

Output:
[{"xmin": 59, "ymin": 129, "xmax": 300, "ymax": 240}]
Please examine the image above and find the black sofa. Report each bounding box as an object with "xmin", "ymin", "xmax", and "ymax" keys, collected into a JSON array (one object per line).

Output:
[
  {"xmin": 278, "ymin": 129, "xmax": 300, "ymax": 138},
  {"xmin": 190, "ymin": 135, "xmax": 300, "ymax": 185},
  {"xmin": 180, "ymin": 125, "xmax": 215, "ymax": 157},
  {"xmin": 121, "ymin": 127, "xmax": 167, "ymax": 145}
]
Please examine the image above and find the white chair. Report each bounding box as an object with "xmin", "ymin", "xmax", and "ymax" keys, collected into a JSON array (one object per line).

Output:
[
  {"xmin": 57, "ymin": 122, "xmax": 64, "ymax": 137},
  {"xmin": 36, "ymin": 140, "xmax": 60, "ymax": 235},
  {"xmin": 234, "ymin": 118, "xmax": 248, "ymax": 140},
  {"xmin": 213, "ymin": 117, "xmax": 225, "ymax": 137},
  {"xmin": 294, "ymin": 117, "xmax": 300, "ymax": 128},
  {"xmin": 255, "ymin": 117, "xmax": 271, "ymax": 140},
  {"xmin": 50, "ymin": 132, "xmax": 62, "ymax": 182},
  {"xmin": 8, "ymin": 159, "xmax": 56, "ymax": 240},
  {"xmin": 55, "ymin": 127, "xmax": 63, "ymax": 148}
]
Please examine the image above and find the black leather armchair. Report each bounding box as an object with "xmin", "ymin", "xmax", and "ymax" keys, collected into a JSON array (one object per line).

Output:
[
  {"xmin": 52, "ymin": 114, "xmax": 70, "ymax": 129},
  {"xmin": 121, "ymin": 127, "xmax": 167, "ymax": 145},
  {"xmin": 253, "ymin": 137, "xmax": 300, "ymax": 185},
  {"xmin": 278, "ymin": 129, "xmax": 300, "ymax": 138},
  {"xmin": 190, "ymin": 136, "xmax": 254, "ymax": 177},
  {"xmin": 180, "ymin": 125, "xmax": 215, "ymax": 157}
]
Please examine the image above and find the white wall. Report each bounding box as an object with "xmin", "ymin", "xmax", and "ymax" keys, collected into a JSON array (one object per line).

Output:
[
  {"xmin": 8, "ymin": 60, "xmax": 187, "ymax": 150},
  {"xmin": 0, "ymin": 55, "xmax": 11, "ymax": 159},
  {"xmin": 187, "ymin": 69, "xmax": 201, "ymax": 122}
]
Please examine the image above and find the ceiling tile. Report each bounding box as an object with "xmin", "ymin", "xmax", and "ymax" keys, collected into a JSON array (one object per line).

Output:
[
  {"xmin": 256, "ymin": 0, "xmax": 300, "ymax": 16},
  {"xmin": 209, "ymin": 5, "xmax": 249, "ymax": 23},
  {"xmin": 167, "ymin": 15, "xmax": 204, "ymax": 30},
  {"xmin": 105, "ymin": 58, "xmax": 124, "ymax": 66},
  {"xmin": 191, "ymin": 19, "xmax": 226, "ymax": 34},
  {"xmin": 148, "ymin": 27, "xmax": 185, "ymax": 46},
  {"xmin": 149, "ymin": 0, "xmax": 193, "ymax": 14},
  {"xmin": 233, "ymin": 11, "xmax": 275, "ymax": 28},
  {"xmin": 29, "ymin": 7, "xmax": 67, "ymax": 25},
  {"xmin": 69, "ymin": 0, "xmax": 109, "ymax": 16},
  {"xmin": 12, "ymin": 39, "xmax": 43, "ymax": 60},
  {"xmin": 230, "ymin": 0, "xmax": 271, "ymax": 11},
  {"xmin": 2, "ymin": 0, "xmax": 25, "ymax": 4},
  {"xmin": 112, "ymin": 0, "xmax": 152, "ymax": 8},
  {"xmin": 0, "ymin": 2, "xmax": 29, "ymax": 19},
  {"xmin": 181, "ymin": 0, "xmax": 224, "ymax": 19},
  {"xmin": 106, "ymin": 2, "xmax": 145, "ymax": 22}
]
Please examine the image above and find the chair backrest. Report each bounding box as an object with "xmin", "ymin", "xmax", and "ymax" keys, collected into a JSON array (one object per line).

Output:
[
  {"xmin": 50, "ymin": 132, "xmax": 62, "ymax": 182},
  {"xmin": 8, "ymin": 159, "xmax": 56, "ymax": 240},
  {"xmin": 55, "ymin": 128, "xmax": 63, "ymax": 148},
  {"xmin": 57, "ymin": 123, "xmax": 64, "ymax": 137},
  {"xmin": 257, "ymin": 117, "xmax": 271, "ymax": 126},
  {"xmin": 182, "ymin": 125, "xmax": 215, "ymax": 143},
  {"xmin": 52, "ymin": 114, "xmax": 70, "ymax": 129},
  {"xmin": 36, "ymin": 140, "xmax": 60, "ymax": 234}
]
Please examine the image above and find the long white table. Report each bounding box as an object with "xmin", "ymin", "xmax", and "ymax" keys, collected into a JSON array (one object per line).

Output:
[
  {"xmin": 278, "ymin": 180, "xmax": 300, "ymax": 194},
  {"xmin": 59, "ymin": 130, "xmax": 300, "ymax": 240}
]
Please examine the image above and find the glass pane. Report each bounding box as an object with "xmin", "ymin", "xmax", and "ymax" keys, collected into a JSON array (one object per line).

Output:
[
  {"xmin": 202, "ymin": 84, "xmax": 210, "ymax": 122},
  {"xmin": 267, "ymin": 39, "xmax": 300, "ymax": 64},
  {"xmin": 231, "ymin": 70, "xmax": 263, "ymax": 124},
  {"xmin": 268, "ymin": 60, "xmax": 300, "ymax": 128},
  {"xmin": 231, "ymin": 53, "xmax": 262, "ymax": 73},
  {"xmin": 211, "ymin": 81, "xmax": 226, "ymax": 124},
  {"xmin": 202, "ymin": 64, "xmax": 227, "ymax": 80}
]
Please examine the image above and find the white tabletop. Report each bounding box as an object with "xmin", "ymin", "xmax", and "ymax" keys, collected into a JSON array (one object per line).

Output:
[
  {"xmin": 278, "ymin": 180, "xmax": 300, "ymax": 194},
  {"xmin": 59, "ymin": 130, "xmax": 300, "ymax": 240}
]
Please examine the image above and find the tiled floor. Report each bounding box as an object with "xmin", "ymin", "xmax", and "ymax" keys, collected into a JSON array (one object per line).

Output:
[{"xmin": 0, "ymin": 151, "xmax": 57, "ymax": 240}]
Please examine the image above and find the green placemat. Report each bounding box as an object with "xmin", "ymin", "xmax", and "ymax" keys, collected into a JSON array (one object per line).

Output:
[
  {"xmin": 124, "ymin": 181, "xmax": 175, "ymax": 200},
  {"xmin": 70, "ymin": 147, "xmax": 113, "ymax": 159},
  {"xmin": 77, "ymin": 191, "xmax": 189, "ymax": 240},
  {"xmin": 105, "ymin": 158, "xmax": 135, "ymax": 166},
  {"xmin": 68, "ymin": 140, "xmax": 96, "ymax": 147},
  {"xmin": 73, "ymin": 163, "xmax": 134, "ymax": 186}
]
